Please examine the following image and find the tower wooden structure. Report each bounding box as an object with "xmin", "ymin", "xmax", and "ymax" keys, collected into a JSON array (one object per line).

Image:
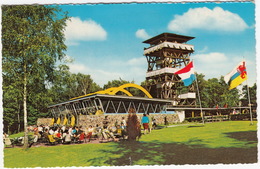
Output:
[{"xmin": 143, "ymin": 32, "xmax": 196, "ymax": 106}]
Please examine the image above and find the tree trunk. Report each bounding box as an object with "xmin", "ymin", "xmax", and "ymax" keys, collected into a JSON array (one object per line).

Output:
[
  {"xmin": 16, "ymin": 97, "xmax": 21, "ymax": 133},
  {"xmin": 23, "ymin": 68, "xmax": 29, "ymax": 149},
  {"xmin": 17, "ymin": 104, "xmax": 21, "ymax": 133}
]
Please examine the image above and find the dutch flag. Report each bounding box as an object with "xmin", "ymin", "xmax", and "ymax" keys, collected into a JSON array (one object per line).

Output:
[{"xmin": 174, "ymin": 61, "xmax": 196, "ymax": 86}]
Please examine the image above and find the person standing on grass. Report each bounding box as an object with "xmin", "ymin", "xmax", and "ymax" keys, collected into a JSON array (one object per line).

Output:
[
  {"xmin": 164, "ymin": 116, "xmax": 169, "ymax": 127},
  {"xmin": 147, "ymin": 113, "xmax": 152, "ymax": 133},
  {"xmin": 141, "ymin": 114, "xmax": 149, "ymax": 135}
]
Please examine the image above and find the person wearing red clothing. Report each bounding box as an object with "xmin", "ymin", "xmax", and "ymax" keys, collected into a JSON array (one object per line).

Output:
[{"xmin": 141, "ymin": 114, "xmax": 149, "ymax": 135}]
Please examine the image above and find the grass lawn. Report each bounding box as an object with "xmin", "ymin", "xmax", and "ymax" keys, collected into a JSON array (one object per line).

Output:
[{"xmin": 4, "ymin": 121, "xmax": 258, "ymax": 167}]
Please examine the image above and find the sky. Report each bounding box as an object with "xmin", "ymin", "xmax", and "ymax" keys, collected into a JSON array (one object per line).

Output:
[{"xmin": 56, "ymin": 2, "xmax": 256, "ymax": 88}]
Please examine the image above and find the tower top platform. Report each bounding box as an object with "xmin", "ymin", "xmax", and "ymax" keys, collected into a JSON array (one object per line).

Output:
[{"xmin": 143, "ymin": 32, "xmax": 195, "ymax": 45}]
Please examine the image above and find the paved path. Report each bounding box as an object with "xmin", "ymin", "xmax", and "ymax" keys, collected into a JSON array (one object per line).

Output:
[{"xmin": 167, "ymin": 123, "xmax": 202, "ymax": 127}]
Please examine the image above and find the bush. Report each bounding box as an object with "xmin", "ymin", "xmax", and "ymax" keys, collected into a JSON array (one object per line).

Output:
[
  {"xmin": 185, "ymin": 117, "xmax": 202, "ymax": 122},
  {"xmin": 185, "ymin": 113, "xmax": 257, "ymax": 123},
  {"xmin": 230, "ymin": 113, "xmax": 257, "ymax": 121}
]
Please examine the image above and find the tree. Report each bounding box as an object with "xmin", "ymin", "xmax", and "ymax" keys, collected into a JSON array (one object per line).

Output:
[
  {"xmin": 48, "ymin": 64, "xmax": 75, "ymax": 103},
  {"xmin": 103, "ymin": 78, "xmax": 145, "ymax": 97},
  {"xmin": 103, "ymin": 78, "xmax": 131, "ymax": 96},
  {"xmin": 2, "ymin": 5, "xmax": 69, "ymax": 149},
  {"xmin": 193, "ymin": 73, "xmax": 207, "ymax": 107},
  {"xmin": 219, "ymin": 76, "xmax": 240, "ymax": 107},
  {"xmin": 2, "ymin": 82, "xmax": 23, "ymax": 134},
  {"xmin": 241, "ymin": 83, "xmax": 257, "ymax": 107},
  {"xmin": 103, "ymin": 78, "xmax": 130, "ymax": 89},
  {"xmin": 70, "ymin": 73, "xmax": 102, "ymax": 97},
  {"xmin": 48, "ymin": 66, "xmax": 102, "ymax": 104},
  {"xmin": 195, "ymin": 74, "xmax": 240, "ymax": 108}
]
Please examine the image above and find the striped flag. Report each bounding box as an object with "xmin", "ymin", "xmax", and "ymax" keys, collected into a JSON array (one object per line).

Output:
[
  {"xmin": 174, "ymin": 61, "xmax": 196, "ymax": 86},
  {"xmin": 224, "ymin": 61, "xmax": 247, "ymax": 90}
]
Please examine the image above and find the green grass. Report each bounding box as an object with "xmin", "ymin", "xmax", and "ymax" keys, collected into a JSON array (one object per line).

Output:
[
  {"xmin": 8, "ymin": 132, "xmax": 33, "ymax": 139},
  {"xmin": 4, "ymin": 121, "xmax": 258, "ymax": 167},
  {"xmin": 142, "ymin": 121, "xmax": 257, "ymax": 148},
  {"xmin": 4, "ymin": 143, "xmax": 115, "ymax": 167}
]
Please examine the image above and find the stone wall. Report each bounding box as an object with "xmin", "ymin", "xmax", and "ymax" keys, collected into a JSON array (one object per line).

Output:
[
  {"xmin": 37, "ymin": 118, "xmax": 52, "ymax": 126},
  {"xmin": 78, "ymin": 113, "xmax": 180, "ymax": 130},
  {"xmin": 37, "ymin": 114, "xmax": 180, "ymax": 129}
]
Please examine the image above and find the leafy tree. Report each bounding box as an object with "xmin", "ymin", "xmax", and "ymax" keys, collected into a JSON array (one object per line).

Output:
[
  {"xmin": 103, "ymin": 78, "xmax": 130, "ymax": 96},
  {"xmin": 219, "ymin": 76, "xmax": 240, "ymax": 107},
  {"xmin": 103, "ymin": 78, "xmax": 145, "ymax": 97},
  {"xmin": 48, "ymin": 64, "xmax": 75, "ymax": 103},
  {"xmin": 241, "ymin": 83, "xmax": 257, "ymax": 107},
  {"xmin": 135, "ymin": 80, "xmax": 148, "ymax": 97},
  {"xmin": 103, "ymin": 78, "xmax": 130, "ymax": 89},
  {"xmin": 48, "ymin": 67, "xmax": 102, "ymax": 104},
  {"xmin": 195, "ymin": 74, "xmax": 240, "ymax": 108},
  {"xmin": 2, "ymin": 5, "xmax": 69, "ymax": 149},
  {"xmin": 205, "ymin": 78, "xmax": 223, "ymax": 107},
  {"xmin": 193, "ymin": 73, "xmax": 207, "ymax": 107},
  {"xmin": 2, "ymin": 82, "xmax": 23, "ymax": 134},
  {"xmin": 70, "ymin": 73, "xmax": 102, "ymax": 97}
]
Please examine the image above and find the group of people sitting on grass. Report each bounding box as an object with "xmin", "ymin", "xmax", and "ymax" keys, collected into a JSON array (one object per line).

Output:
[
  {"xmin": 28, "ymin": 116, "xmax": 130, "ymax": 146},
  {"xmin": 5, "ymin": 113, "xmax": 158, "ymax": 147}
]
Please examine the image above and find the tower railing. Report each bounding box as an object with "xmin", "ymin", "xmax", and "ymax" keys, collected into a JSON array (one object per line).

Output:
[
  {"xmin": 144, "ymin": 41, "xmax": 194, "ymax": 55},
  {"xmin": 146, "ymin": 67, "xmax": 179, "ymax": 78}
]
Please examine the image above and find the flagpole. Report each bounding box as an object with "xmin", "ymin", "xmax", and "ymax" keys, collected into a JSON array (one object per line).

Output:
[
  {"xmin": 243, "ymin": 57, "xmax": 253, "ymax": 125},
  {"xmin": 195, "ymin": 74, "xmax": 204, "ymax": 124},
  {"xmin": 193, "ymin": 61, "xmax": 204, "ymax": 125},
  {"xmin": 246, "ymin": 79, "xmax": 253, "ymax": 125}
]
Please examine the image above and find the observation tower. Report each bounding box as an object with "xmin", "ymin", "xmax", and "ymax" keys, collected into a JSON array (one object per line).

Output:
[{"xmin": 143, "ymin": 32, "xmax": 196, "ymax": 106}]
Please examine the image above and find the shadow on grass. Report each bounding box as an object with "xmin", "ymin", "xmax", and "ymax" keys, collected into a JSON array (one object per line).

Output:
[
  {"xmin": 225, "ymin": 131, "xmax": 258, "ymax": 144},
  {"xmin": 87, "ymin": 131, "xmax": 257, "ymax": 166},
  {"xmin": 187, "ymin": 125, "xmax": 205, "ymax": 128},
  {"xmin": 154, "ymin": 125, "xmax": 166, "ymax": 130}
]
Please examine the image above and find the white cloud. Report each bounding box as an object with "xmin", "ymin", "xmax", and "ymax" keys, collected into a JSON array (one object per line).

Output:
[
  {"xmin": 68, "ymin": 56, "xmax": 147, "ymax": 87},
  {"xmin": 168, "ymin": 7, "xmax": 249, "ymax": 33},
  {"xmin": 135, "ymin": 29, "xmax": 150, "ymax": 39},
  {"xmin": 64, "ymin": 17, "xmax": 107, "ymax": 45},
  {"xmin": 93, "ymin": 70, "xmax": 123, "ymax": 86},
  {"xmin": 193, "ymin": 51, "xmax": 256, "ymax": 88},
  {"xmin": 194, "ymin": 52, "xmax": 228, "ymax": 63},
  {"xmin": 193, "ymin": 52, "xmax": 231, "ymax": 79},
  {"xmin": 197, "ymin": 46, "xmax": 209, "ymax": 53},
  {"xmin": 106, "ymin": 57, "xmax": 147, "ymax": 84},
  {"xmin": 68, "ymin": 62, "xmax": 123, "ymax": 86},
  {"xmin": 68, "ymin": 63, "xmax": 89, "ymax": 73},
  {"xmin": 127, "ymin": 57, "xmax": 146, "ymax": 66}
]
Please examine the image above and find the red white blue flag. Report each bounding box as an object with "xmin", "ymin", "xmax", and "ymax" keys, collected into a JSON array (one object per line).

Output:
[{"xmin": 174, "ymin": 61, "xmax": 196, "ymax": 86}]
